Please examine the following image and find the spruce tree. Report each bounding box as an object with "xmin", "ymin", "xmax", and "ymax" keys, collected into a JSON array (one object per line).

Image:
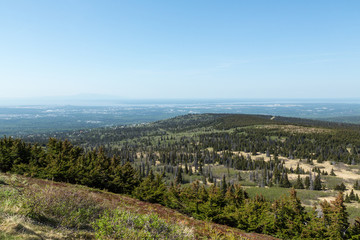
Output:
[
  {"xmin": 344, "ymin": 194, "xmax": 351, "ymax": 203},
  {"xmin": 133, "ymin": 171, "xmax": 166, "ymax": 204},
  {"xmin": 176, "ymin": 167, "xmax": 183, "ymax": 185},
  {"xmin": 221, "ymin": 175, "xmax": 227, "ymax": 195},
  {"xmin": 280, "ymin": 172, "xmax": 292, "ymax": 188},
  {"xmin": 351, "ymin": 217, "xmax": 360, "ymax": 237},
  {"xmin": 294, "ymin": 175, "xmax": 304, "ymax": 189},
  {"xmin": 335, "ymin": 183, "xmax": 346, "ymax": 191},
  {"xmin": 109, "ymin": 161, "xmax": 140, "ymax": 194},
  {"xmin": 304, "ymin": 176, "xmax": 310, "ymax": 189},
  {"xmin": 350, "ymin": 189, "xmax": 356, "ymax": 201},
  {"xmin": 331, "ymin": 192, "xmax": 350, "ymax": 239},
  {"xmin": 313, "ymin": 173, "xmax": 322, "ymax": 191}
]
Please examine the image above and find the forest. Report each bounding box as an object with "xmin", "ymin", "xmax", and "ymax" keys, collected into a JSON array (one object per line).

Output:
[{"xmin": 2, "ymin": 113, "xmax": 360, "ymax": 239}]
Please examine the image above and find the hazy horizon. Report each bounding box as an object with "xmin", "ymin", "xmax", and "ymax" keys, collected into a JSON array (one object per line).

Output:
[{"xmin": 2, "ymin": 95, "xmax": 360, "ymax": 106}]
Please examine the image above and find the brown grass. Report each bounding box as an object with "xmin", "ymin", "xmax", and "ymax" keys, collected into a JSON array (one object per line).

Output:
[{"xmin": 256, "ymin": 124, "xmax": 333, "ymax": 134}]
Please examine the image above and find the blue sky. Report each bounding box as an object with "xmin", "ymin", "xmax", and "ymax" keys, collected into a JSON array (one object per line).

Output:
[{"xmin": 0, "ymin": 0, "xmax": 359, "ymax": 100}]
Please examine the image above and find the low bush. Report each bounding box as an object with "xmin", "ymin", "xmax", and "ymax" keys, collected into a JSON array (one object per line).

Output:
[
  {"xmin": 93, "ymin": 209, "xmax": 194, "ymax": 240},
  {"xmin": 22, "ymin": 185, "xmax": 104, "ymax": 229}
]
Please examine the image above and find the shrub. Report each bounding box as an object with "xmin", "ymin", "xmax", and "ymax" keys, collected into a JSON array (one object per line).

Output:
[
  {"xmin": 22, "ymin": 185, "xmax": 104, "ymax": 229},
  {"xmin": 93, "ymin": 209, "xmax": 194, "ymax": 240}
]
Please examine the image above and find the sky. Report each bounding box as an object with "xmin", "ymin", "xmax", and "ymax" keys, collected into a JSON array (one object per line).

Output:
[{"xmin": 0, "ymin": 0, "xmax": 359, "ymax": 102}]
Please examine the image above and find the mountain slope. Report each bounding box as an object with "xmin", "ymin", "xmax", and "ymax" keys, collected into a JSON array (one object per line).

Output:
[{"xmin": 0, "ymin": 172, "xmax": 277, "ymax": 240}]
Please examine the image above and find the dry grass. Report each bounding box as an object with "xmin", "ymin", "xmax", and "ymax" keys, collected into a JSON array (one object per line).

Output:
[
  {"xmin": 213, "ymin": 149, "xmax": 360, "ymax": 209},
  {"xmin": 0, "ymin": 214, "xmax": 94, "ymax": 240},
  {"xmin": 255, "ymin": 124, "xmax": 333, "ymax": 134}
]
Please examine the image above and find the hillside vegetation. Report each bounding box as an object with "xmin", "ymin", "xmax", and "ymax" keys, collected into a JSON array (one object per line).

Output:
[
  {"xmin": 0, "ymin": 172, "xmax": 271, "ymax": 240},
  {"xmin": 2, "ymin": 113, "xmax": 360, "ymax": 239}
]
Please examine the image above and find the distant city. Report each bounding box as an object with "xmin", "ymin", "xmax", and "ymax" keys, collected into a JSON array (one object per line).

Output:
[{"xmin": 2, "ymin": 99, "xmax": 360, "ymax": 136}]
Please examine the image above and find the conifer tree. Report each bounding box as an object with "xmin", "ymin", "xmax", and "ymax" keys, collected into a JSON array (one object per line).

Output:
[
  {"xmin": 176, "ymin": 167, "xmax": 183, "ymax": 185},
  {"xmin": 335, "ymin": 182, "xmax": 346, "ymax": 191},
  {"xmin": 330, "ymin": 192, "xmax": 350, "ymax": 239},
  {"xmin": 185, "ymin": 161, "xmax": 189, "ymax": 174},
  {"xmin": 133, "ymin": 170, "xmax": 166, "ymax": 204},
  {"xmin": 280, "ymin": 172, "xmax": 292, "ymax": 188},
  {"xmin": 295, "ymin": 163, "xmax": 301, "ymax": 174},
  {"xmin": 351, "ymin": 217, "xmax": 360, "ymax": 238},
  {"xmin": 345, "ymin": 194, "xmax": 351, "ymax": 203},
  {"xmin": 304, "ymin": 176, "xmax": 310, "ymax": 189},
  {"xmin": 272, "ymin": 188, "xmax": 306, "ymax": 238},
  {"xmin": 221, "ymin": 175, "xmax": 227, "ymax": 195},
  {"xmin": 350, "ymin": 189, "xmax": 356, "ymax": 201},
  {"xmin": 294, "ymin": 175, "xmax": 304, "ymax": 189},
  {"xmin": 313, "ymin": 173, "xmax": 322, "ymax": 191},
  {"xmin": 109, "ymin": 161, "xmax": 140, "ymax": 194}
]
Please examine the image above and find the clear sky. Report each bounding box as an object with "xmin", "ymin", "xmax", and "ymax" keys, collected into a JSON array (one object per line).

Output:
[{"xmin": 0, "ymin": 0, "xmax": 359, "ymax": 101}]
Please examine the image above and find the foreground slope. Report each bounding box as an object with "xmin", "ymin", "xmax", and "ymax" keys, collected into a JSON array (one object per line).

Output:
[{"xmin": 0, "ymin": 172, "xmax": 276, "ymax": 240}]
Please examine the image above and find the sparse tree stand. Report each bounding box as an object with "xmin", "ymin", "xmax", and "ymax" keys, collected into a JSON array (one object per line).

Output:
[{"xmin": 335, "ymin": 182, "xmax": 347, "ymax": 191}]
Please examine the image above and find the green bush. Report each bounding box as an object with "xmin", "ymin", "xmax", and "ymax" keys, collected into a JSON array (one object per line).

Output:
[
  {"xmin": 93, "ymin": 209, "xmax": 193, "ymax": 240},
  {"xmin": 22, "ymin": 185, "xmax": 104, "ymax": 229}
]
